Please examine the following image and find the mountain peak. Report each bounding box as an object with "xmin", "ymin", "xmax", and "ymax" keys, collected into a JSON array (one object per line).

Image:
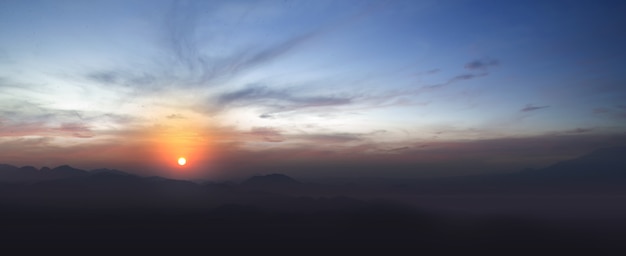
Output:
[
  {"xmin": 52, "ymin": 165, "xmax": 86, "ymax": 173},
  {"xmin": 18, "ymin": 166, "xmax": 38, "ymax": 172}
]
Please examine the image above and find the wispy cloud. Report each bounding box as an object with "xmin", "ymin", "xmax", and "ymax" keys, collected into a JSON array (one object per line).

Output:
[
  {"xmin": 54, "ymin": 123, "xmax": 93, "ymax": 138},
  {"xmin": 465, "ymin": 58, "xmax": 499, "ymax": 71},
  {"xmin": 450, "ymin": 73, "xmax": 488, "ymax": 82},
  {"xmin": 296, "ymin": 133, "xmax": 362, "ymax": 144},
  {"xmin": 249, "ymin": 127, "xmax": 284, "ymax": 142},
  {"xmin": 158, "ymin": 0, "xmax": 342, "ymax": 88},
  {"xmin": 213, "ymin": 85, "xmax": 353, "ymax": 115},
  {"xmin": 166, "ymin": 114, "xmax": 186, "ymax": 120},
  {"xmin": 592, "ymin": 105, "xmax": 626, "ymax": 119},
  {"xmin": 83, "ymin": 2, "xmax": 324, "ymax": 91},
  {"xmin": 83, "ymin": 0, "xmax": 389, "ymax": 95},
  {"xmin": 520, "ymin": 104, "xmax": 550, "ymax": 112},
  {"xmin": 385, "ymin": 146, "xmax": 410, "ymax": 152},
  {"xmin": 87, "ymin": 70, "xmax": 158, "ymax": 89},
  {"xmin": 426, "ymin": 69, "xmax": 440, "ymax": 74},
  {"xmin": 412, "ymin": 58, "xmax": 496, "ymax": 93},
  {"xmin": 0, "ymin": 99, "xmax": 133, "ymax": 138},
  {"xmin": 0, "ymin": 121, "xmax": 92, "ymax": 138},
  {"xmin": 564, "ymin": 128, "xmax": 593, "ymax": 134}
]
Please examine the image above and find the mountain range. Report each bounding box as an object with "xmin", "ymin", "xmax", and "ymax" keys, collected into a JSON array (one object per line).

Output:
[
  {"xmin": 0, "ymin": 146, "xmax": 624, "ymax": 198},
  {"xmin": 1, "ymin": 147, "xmax": 626, "ymax": 250}
]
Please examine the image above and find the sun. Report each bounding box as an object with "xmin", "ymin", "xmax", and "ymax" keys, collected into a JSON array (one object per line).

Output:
[{"xmin": 177, "ymin": 157, "xmax": 187, "ymax": 166}]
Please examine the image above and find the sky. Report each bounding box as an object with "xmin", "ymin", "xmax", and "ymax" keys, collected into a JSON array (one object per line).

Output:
[{"xmin": 1, "ymin": 0, "xmax": 625, "ymax": 180}]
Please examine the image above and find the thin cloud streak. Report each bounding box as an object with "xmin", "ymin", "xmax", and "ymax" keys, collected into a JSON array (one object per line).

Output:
[
  {"xmin": 465, "ymin": 58, "xmax": 499, "ymax": 70},
  {"xmin": 212, "ymin": 85, "xmax": 353, "ymax": 115},
  {"xmin": 521, "ymin": 104, "xmax": 550, "ymax": 112}
]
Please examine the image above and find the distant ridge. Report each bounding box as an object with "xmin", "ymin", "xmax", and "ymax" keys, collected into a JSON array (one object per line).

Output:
[
  {"xmin": 242, "ymin": 173, "xmax": 300, "ymax": 186},
  {"xmin": 524, "ymin": 146, "xmax": 626, "ymax": 181},
  {"xmin": 1, "ymin": 146, "xmax": 625, "ymax": 187},
  {"xmin": 51, "ymin": 165, "xmax": 88, "ymax": 175},
  {"xmin": 18, "ymin": 166, "xmax": 38, "ymax": 172},
  {"xmin": 0, "ymin": 164, "xmax": 88, "ymax": 183},
  {"xmin": 90, "ymin": 168, "xmax": 134, "ymax": 177},
  {"xmin": 0, "ymin": 164, "xmax": 18, "ymax": 172}
]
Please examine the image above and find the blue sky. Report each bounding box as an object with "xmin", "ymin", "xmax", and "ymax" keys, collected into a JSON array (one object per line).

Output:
[{"xmin": 1, "ymin": 0, "xmax": 625, "ymax": 180}]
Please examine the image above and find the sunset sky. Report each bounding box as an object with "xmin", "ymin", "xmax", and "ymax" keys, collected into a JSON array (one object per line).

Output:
[{"xmin": 1, "ymin": 0, "xmax": 625, "ymax": 180}]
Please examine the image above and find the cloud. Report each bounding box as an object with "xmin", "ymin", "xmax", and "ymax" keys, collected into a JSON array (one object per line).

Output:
[
  {"xmin": 0, "ymin": 99, "xmax": 133, "ymax": 138},
  {"xmin": 405, "ymin": 58, "xmax": 496, "ymax": 96},
  {"xmin": 520, "ymin": 104, "xmax": 550, "ymax": 112},
  {"xmin": 276, "ymin": 68, "xmax": 490, "ymax": 115},
  {"xmin": 214, "ymin": 85, "xmax": 353, "ymax": 114},
  {"xmin": 159, "ymin": 1, "xmax": 326, "ymax": 88},
  {"xmin": 450, "ymin": 73, "xmax": 488, "ymax": 82},
  {"xmin": 565, "ymin": 128, "xmax": 593, "ymax": 134},
  {"xmin": 296, "ymin": 133, "xmax": 362, "ymax": 144},
  {"xmin": 249, "ymin": 127, "xmax": 284, "ymax": 142},
  {"xmin": 592, "ymin": 106, "xmax": 626, "ymax": 119},
  {"xmin": 426, "ymin": 69, "xmax": 440, "ymax": 74},
  {"xmin": 465, "ymin": 58, "xmax": 499, "ymax": 70},
  {"xmin": 0, "ymin": 136, "xmax": 55, "ymax": 150},
  {"xmin": 0, "ymin": 77, "xmax": 37, "ymax": 90},
  {"xmin": 225, "ymin": 33, "xmax": 316, "ymax": 76},
  {"xmin": 548, "ymin": 128, "xmax": 594, "ymax": 135},
  {"xmin": 0, "ymin": 120, "xmax": 94, "ymax": 139},
  {"xmin": 87, "ymin": 70, "xmax": 158, "ymax": 89},
  {"xmin": 54, "ymin": 123, "xmax": 93, "ymax": 138},
  {"xmin": 259, "ymin": 113, "xmax": 274, "ymax": 119},
  {"xmin": 414, "ymin": 72, "xmax": 489, "ymax": 93},
  {"xmin": 82, "ymin": 2, "xmax": 325, "ymax": 91},
  {"xmin": 81, "ymin": 0, "xmax": 388, "ymax": 94},
  {"xmin": 593, "ymin": 107, "xmax": 610, "ymax": 114},
  {"xmin": 406, "ymin": 58, "xmax": 497, "ymax": 95},
  {"xmin": 164, "ymin": 0, "xmax": 202, "ymax": 72},
  {"xmin": 166, "ymin": 114, "xmax": 186, "ymax": 119},
  {"xmin": 385, "ymin": 146, "xmax": 410, "ymax": 152},
  {"xmin": 217, "ymin": 86, "xmax": 286, "ymax": 105},
  {"xmin": 245, "ymin": 127, "xmax": 365, "ymax": 144}
]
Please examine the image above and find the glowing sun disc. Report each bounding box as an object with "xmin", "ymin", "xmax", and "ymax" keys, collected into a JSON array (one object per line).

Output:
[{"xmin": 177, "ymin": 157, "xmax": 187, "ymax": 166}]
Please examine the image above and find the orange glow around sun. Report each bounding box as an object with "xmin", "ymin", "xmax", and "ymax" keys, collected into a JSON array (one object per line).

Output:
[{"xmin": 148, "ymin": 118, "xmax": 215, "ymax": 178}]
